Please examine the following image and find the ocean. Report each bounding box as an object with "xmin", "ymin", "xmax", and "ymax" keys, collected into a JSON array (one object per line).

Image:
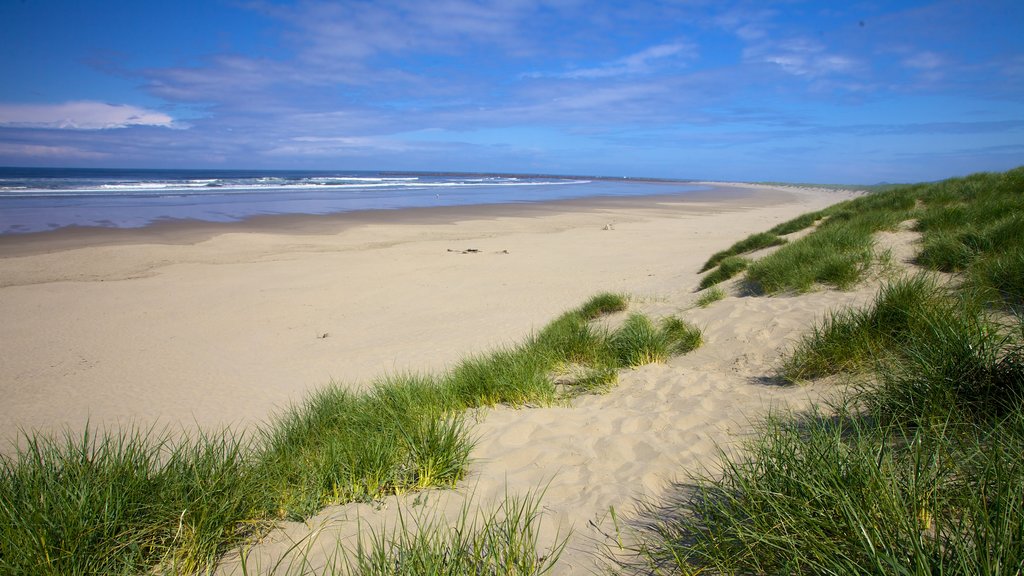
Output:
[{"xmin": 0, "ymin": 167, "xmax": 705, "ymax": 235}]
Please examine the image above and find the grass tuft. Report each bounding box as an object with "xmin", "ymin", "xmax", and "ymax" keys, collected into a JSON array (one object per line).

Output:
[
  {"xmin": 697, "ymin": 255, "xmax": 749, "ymax": 290},
  {"xmin": 611, "ymin": 314, "xmax": 702, "ymax": 366},
  {"xmin": 343, "ymin": 491, "xmax": 567, "ymax": 575},
  {"xmin": 0, "ymin": 426, "xmax": 263, "ymax": 575},
  {"xmin": 694, "ymin": 286, "xmax": 725, "ymax": 308},
  {"xmin": 637, "ymin": 407, "xmax": 1024, "ymax": 575},
  {"xmin": 700, "ymin": 232, "xmax": 785, "ymax": 273},
  {"xmin": 767, "ymin": 210, "xmax": 826, "ymax": 235}
]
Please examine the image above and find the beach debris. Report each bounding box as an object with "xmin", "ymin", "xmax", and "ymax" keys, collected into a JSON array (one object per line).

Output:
[
  {"xmin": 317, "ymin": 332, "xmax": 329, "ymax": 339},
  {"xmin": 447, "ymin": 248, "xmax": 482, "ymax": 254},
  {"xmin": 603, "ymin": 223, "xmax": 615, "ymax": 230}
]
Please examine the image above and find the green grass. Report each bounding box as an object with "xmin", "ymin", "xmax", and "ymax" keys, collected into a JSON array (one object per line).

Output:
[
  {"xmin": 782, "ymin": 274, "xmax": 949, "ymax": 381},
  {"xmin": 745, "ymin": 218, "xmax": 878, "ymax": 293},
  {"xmin": 0, "ymin": 427, "xmax": 264, "ymax": 575},
  {"xmin": 633, "ymin": 167, "xmax": 1024, "ymax": 575},
  {"xmin": 637, "ymin": 406, "xmax": 1024, "ymax": 575},
  {"xmin": 719, "ymin": 178, "xmax": 919, "ymax": 295},
  {"xmin": 0, "ymin": 291, "xmax": 702, "ymax": 574},
  {"xmin": 343, "ymin": 491, "xmax": 566, "ymax": 575},
  {"xmin": 697, "ymin": 255, "xmax": 749, "ymax": 290},
  {"xmin": 694, "ymin": 286, "xmax": 725, "ymax": 308},
  {"xmin": 611, "ymin": 314, "xmax": 702, "ymax": 366},
  {"xmin": 237, "ymin": 490, "xmax": 566, "ymax": 575},
  {"xmin": 699, "ymin": 232, "xmax": 786, "ymax": 273},
  {"xmin": 912, "ymin": 167, "xmax": 1024, "ymax": 306},
  {"xmin": 767, "ymin": 210, "xmax": 826, "ymax": 235}
]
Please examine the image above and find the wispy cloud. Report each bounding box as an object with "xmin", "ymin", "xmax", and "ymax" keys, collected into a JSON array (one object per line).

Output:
[
  {"xmin": 743, "ymin": 37, "xmax": 862, "ymax": 78},
  {"xmin": 0, "ymin": 102, "xmax": 176, "ymax": 130},
  {"xmin": 0, "ymin": 141, "xmax": 110, "ymax": 159},
  {"xmin": 526, "ymin": 42, "xmax": 697, "ymax": 79}
]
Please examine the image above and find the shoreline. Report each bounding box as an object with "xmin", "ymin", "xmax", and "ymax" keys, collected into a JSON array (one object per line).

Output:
[{"xmin": 0, "ymin": 182, "xmax": 753, "ymax": 257}]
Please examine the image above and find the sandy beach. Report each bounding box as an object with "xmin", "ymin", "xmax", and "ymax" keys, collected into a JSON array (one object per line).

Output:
[{"xmin": 0, "ymin": 183, "xmax": 860, "ymax": 572}]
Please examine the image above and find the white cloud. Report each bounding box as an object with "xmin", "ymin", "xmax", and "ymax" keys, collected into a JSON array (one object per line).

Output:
[
  {"xmin": 0, "ymin": 101, "xmax": 176, "ymax": 130},
  {"xmin": 527, "ymin": 42, "xmax": 696, "ymax": 79},
  {"xmin": 744, "ymin": 38, "xmax": 860, "ymax": 78}
]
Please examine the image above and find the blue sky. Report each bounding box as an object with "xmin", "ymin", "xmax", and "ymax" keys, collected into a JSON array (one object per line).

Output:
[{"xmin": 1, "ymin": 0, "xmax": 1022, "ymax": 183}]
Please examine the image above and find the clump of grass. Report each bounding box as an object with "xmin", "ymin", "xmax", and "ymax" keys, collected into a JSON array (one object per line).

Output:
[
  {"xmin": 695, "ymin": 286, "xmax": 725, "ymax": 308},
  {"xmin": 700, "ymin": 232, "xmax": 785, "ymax": 273},
  {"xmin": 576, "ymin": 291, "xmax": 628, "ymax": 319},
  {"xmin": 448, "ymin": 348, "xmax": 558, "ymax": 409},
  {"xmin": 342, "ymin": 491, "xmax": 567, "ymax": 575},
  {"xmin": 0, "ymin": 427, "xmax": 263, "ymax": 575},
  {"xmin": 782, "ymin": 274, "xmax": 949, "ymax": 381},
  {"xmin": 697, "ymin": 255, "xmax": 749, "ymax": 290},
  {"xmin": 259, "ymin": 376, "xmax": 472, "ymax": 520},
  {"xmin": 745, "ymin": 215, "xmax": 883, "ymax": 294},
  {"xmin": 869, "ymin": 304, "xmax": 1024, "ymax": 425},
  {"xmin": 611, "ymin": 314, "xmax": 702, "ymax": 366},
  {"xmin": 767, "ymin": 209, "xmax": 827, "ymax": 235},
  {"xmin": 969, "ymin": 244, "xmax": 1024, "ymax": 306},
  {"xmin": 637, "ymin": 406, "xmax": 1024, "ymax": 575},
  {"xmin": 735, "ymin": 180, "xmax": 919, "ymax": 295}
]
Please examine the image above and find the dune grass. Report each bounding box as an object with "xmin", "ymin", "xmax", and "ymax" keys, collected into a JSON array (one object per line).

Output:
[
  {"xmin": 697, "ymin": 255, "xmax": 749, "ymax": 290},
  {"xmin": 639, "ymin": 406, "xmax": 1024, "ymax": 575},
  {"xmin": 782, "ymin": 274, "xmax": 952, "ymax": 380},
  {"xmin": 697, "ymin": 180, "xmax": 917, "ymax": 295},
  {"xmin": 0, "ymin": 291, "xmax": 701, "ymax": 574},
  {"xmin": 635, "ymin": 167, "xmax": 1024, "ymax": 575},
  {"xmin": 699, "ymin": 232, "xmax": 786, "ymax": 273},
  {"xmin": 342, "ymin": 491, "xmax": 566, "ymax": 576},
  {"xmin": 694, "ymin": 286, "xmax": 725, "ymax": 308},
  {"xmin": 914, "ymin": 168, "xmax": 1024, "ymax": 306},
  {"xmin": 635, "ymin": 280, "xmax": 1024, "ymax": 574},
  {"xmin": 767, "ymin": 210, "xmax": 826, "ymax": 235},
  {"xmin": 744, "ymin": 214, "xmax": 883, "ymax": 294},
  {"xmin": 0, "ymin": 427, "xmax": 265, "ymax": 575}
]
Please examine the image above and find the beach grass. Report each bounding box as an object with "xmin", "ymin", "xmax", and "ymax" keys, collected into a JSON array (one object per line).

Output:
[
  {"xmin": 341, "ymin": 490, "xmax": 566, "ymax": 576},
  {"xmin": 767, "ymin": 210, "xmax": 826, "ymax": 235},
  {"xmin": 637, "ymin": 406, "xmax": 1024, "ymax": 575},
  {"xmin": 697, "ymin": 255, "xmax": 749, "ymax": 290},
  {"xmin": 237, "ymin": 489, "xmax": 566, "ymax": 575},
  {"xmin": 699, "ymin": 232, "xmax": 786, "ymax": 273},
  {"xmin": 694, "ymin": 286, "xmax": 725, "ymax": 308},
  {"xmin": 610, "ymin": 314, "xmax": 702, "ymax": 366},
  {"xmin": 634, "ymin": 282, "xmax": 1024, "ymax": 573},
  {"xmin": 0, "ymin": 291, "xmax": 700, "ymax": 574},
  {"xmin": 0, "ymin": 426, "xmax": 264, "ymax": 575},
  {"xmin": 781, "ymin": 274, "xmax": 950, "ymax": 381},
  {"xmin": 694, "ymin": 178, "xmax": 925, "ymax": 295},
  {"xmin": 744, "ymin": 216, "xmax": 879, "ymax": 293},
  {"xmin": 634, "ymin": 167, "xmax": 1024, "ymax": 575}
]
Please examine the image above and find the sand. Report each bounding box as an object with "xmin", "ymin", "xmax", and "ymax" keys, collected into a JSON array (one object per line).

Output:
[{"xmin": 0, "ymin": 183, "xmax": 863, "ymax": 573}]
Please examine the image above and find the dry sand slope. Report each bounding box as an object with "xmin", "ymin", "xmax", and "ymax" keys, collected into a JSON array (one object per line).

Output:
[{"xmin": 0, "ymin": 183, "xmax": 863, "ymax": 573}]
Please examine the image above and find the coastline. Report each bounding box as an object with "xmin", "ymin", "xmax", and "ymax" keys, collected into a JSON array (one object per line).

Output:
[
  {"xmin": 0, "ymin": 183, "xmax": 849, "ymax": 448},
  {"xmin": 0, "ymin": 182, "xmax": 747, "ymax": 257}
]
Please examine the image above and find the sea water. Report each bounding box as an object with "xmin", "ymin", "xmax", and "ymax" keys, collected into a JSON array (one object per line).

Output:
[{"xmin": 0, "ymin": 167, "xmax": 704, "ymax": 235}]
